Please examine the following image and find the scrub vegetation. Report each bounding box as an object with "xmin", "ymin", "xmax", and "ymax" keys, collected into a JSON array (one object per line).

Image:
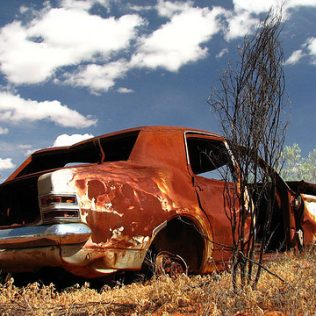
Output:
[
  {"xmin": 208, "ymin": 10, "xmax": 287, "ymax": 290},
  {"xmin": 0, "ymin": 248, "xmax": 315, "ymax": 315},
  {"xmin": 281, "ymin": 144, "xmax": 316, "ymax": 183}
]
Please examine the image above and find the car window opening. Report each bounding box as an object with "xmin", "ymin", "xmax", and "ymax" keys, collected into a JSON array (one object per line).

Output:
[
  {"xmin": 100, "ymin": 131, "xmax": 139, "ymax": 162},
  {"xmin": 16, "ymin": 131, "xmax": 140, "ymax": 177},
  {"xmin": 187, "ymin": 137, "xmax": 231, "ymax": 180}
]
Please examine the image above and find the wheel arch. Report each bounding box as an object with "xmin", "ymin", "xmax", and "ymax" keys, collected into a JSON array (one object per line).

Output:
[{"xmin": 147, "ymin": 215, "xmax": 206, "ymax": 273}]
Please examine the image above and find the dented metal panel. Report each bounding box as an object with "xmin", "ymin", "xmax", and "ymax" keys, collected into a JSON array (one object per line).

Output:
[{"xmin": 0, "ymin": 126, "xmax": 316, "ymax": 278}]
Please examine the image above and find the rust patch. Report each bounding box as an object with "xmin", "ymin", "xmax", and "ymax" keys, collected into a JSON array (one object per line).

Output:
[
  {"xmin": 1, "ymin": 126, "xmax": 307, "ymax": 278},
  {"xmin": 76, "ymin": 179, "xmax": 86, "ymax": 191},
  {"xmin": 88, "ymin": 180, "xmax": 106, "ymax": 200}
]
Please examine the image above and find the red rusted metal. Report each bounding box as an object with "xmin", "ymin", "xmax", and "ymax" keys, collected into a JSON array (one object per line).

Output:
[{"xmin": 0, "ymin": 126, "xmax": 315, "ymax": 278}]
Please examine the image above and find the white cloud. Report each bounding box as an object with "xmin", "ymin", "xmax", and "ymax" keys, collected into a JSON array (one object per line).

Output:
[
  {"xmin": 64, "ymin": 1, "xmax": 225, "ymax": 87},
  {"xmin": 53, "ymin": 133, "xmax": 94, "ymax": 147},
  {"xmin": 18, "ymin": 144, "xmax": 38, "ymax": 156},
  {"xmin": 284, "ymin": 49, "xmax": 305, "ymax": 65},
  {"xmin": 0, "ymin": 8, "xmax": 143, "ymax": 84},
  {"xmin": 23, "ymin": 134, "xmax": 94, "ymax": 155},
  {"xmin": 156, "ymin": 0, "xmax": 194, "ymax": 18},
  {"xmin": 127, "ymin": 4, "xmax": 154, "ymax": 12},
  {"xmin": 1, "ymin": 0, "xmax": 315, "ymax": 94},
  {"xmin": 232, "ymin": 0, "xmax": 277, "ymax": 14},
  {"xmin": 0, "ymin": 127, "xmax": 9, "ymax": 134},
  {"xmin": 25, "ymin": 148, "xmax": 41, "ymax": 156},
  {"xmin": 232, "ymin": 0, "xmax": 316, "ymax": 15},
  {"xmin": 131, "ymin": 6, "xmax": 225, "ymax": 72},
  {"xmin": 19, "ymin": 6, "xmax": 29, "ymax": 14},
  {"xmin": 0, "ymin": 158, "xmax": 15, "ymax": 170},
  {"xmin": 287, "ymin": 0, "xmax": 316, "ymax": 9},
  {"xmin": 0, "ymin": 92, "xmax": 96, "ymax": 128},
  {"xmin": 0, "ymin": 21, "xmax": 61, "ymax": 84},
  {"xmin": 18, "ymin": 144, "xmax": 32, "ymax": 150},
  {"xmin": 117, "ymin": 87, "xmax": 134, "ymax": 94},
  {"xmin": 285, "ymin": 37, "xmax": 316, "ymax": 66},
  {"xmin": 224, "ymin": 10, "xmax": 259, "ymax": 40},
  {"xmin": 307, "ymin": 37, "xmax": 316, "ymax": 64},
  {"xmin": 28, "ymin": 8, "xmax": 140, "ymax": 54},
  {"xmin": 60, "ymin": 0, "xmax": 96, "ymax": 11},
  {"xmin": 227, "ymin": 0, "xmax": 316, "ymax": 41},
  {"xmin": 63, "ymin": 60, "xmax": 129, "ymax": 93},
  {"xmin": 60, "ymin": 0, "xmax": 110, "ymax": 11},
  {"xmin": 216, "ymin": 48, "xmax": 229, "ymax": 58}
]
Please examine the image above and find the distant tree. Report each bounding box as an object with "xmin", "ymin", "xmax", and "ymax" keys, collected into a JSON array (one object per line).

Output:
[
  {"xmin": 208, "ymin": 10, "xmax": 286, "ymax": 290},
  {"xmin": 281, "ymin": 144, "xmax": 302, "ymax": 180},
  {"xmin": 281, "ymin": 144, "xmax": 316, "ymax": 183},
  {"xmin": 304, "ymin": 150, "xmax": 316, "ymax": 182}
]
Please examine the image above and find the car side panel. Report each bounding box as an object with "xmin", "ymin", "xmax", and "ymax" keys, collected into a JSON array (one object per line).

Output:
[{"xmin": 65, "ymin": 162, "xmax": 214, "ymax": 275}]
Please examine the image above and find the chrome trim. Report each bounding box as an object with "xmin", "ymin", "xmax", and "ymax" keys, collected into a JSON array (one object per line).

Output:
[
  {"xmin": 38, "ymin": 193, "xmax": 81, "ymax": 224},
  {"xmin": 41, "ymin": 210, "xmax": 81, "ymax": 224},
  {"xmin": 39, "ymin": 193, "xmax": 78, "ymax": 210},
  {"xmin": 0, "ymin": 223, "xmax": 91, "ymax": 248},
  {"xmin": 152, "ymin": 220, "xmax": 167, "ymax": 238}
]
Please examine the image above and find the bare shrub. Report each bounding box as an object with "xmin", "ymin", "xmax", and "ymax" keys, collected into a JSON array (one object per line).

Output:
[{"xmin": 208, "ymin": 10, "xmax": 287, "ymax": 290}]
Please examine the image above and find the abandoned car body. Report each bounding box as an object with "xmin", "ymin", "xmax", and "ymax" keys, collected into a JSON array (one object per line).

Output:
[{"xmin": 0, "ymin": 126, "xmax": 315, "ymax": 278}]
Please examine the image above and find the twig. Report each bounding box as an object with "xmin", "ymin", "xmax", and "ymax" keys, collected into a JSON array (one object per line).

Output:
[{"xmin": 238, "ymin": 251, "xmax": 290, "ymax": 286}]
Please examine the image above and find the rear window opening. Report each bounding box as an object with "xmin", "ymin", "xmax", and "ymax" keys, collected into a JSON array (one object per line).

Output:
[
  {"xmin": 100, "ymin": 132, "xmax": 139, "ymax": 162},
  {"xmin": 17, "ymin": 141, "xmax": 101, "ymax": 177},
  {"xmin": 16, "ymin": 131, "xmax": 139, "ymax": 177}
]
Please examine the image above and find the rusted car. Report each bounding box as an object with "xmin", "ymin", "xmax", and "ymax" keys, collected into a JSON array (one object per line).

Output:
[{"xmin": 0, "ymin": 126, "xmax": 315, "ymax": 278}]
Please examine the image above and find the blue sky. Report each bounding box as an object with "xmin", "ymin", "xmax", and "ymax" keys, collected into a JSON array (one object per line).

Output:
[{"xmin": 0, "ymin": 0, "xmax": 315, "ymax": 181}]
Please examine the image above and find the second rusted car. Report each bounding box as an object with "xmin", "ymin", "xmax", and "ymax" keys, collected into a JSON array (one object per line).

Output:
[{"xmin": 0, "ymin": 126, "xmax": 315, "ymax": 278}]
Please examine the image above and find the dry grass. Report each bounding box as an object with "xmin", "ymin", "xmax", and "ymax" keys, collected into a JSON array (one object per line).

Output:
[{"xmin": 1, "ymin": 249, "xmax": 316, "ymax": 315}]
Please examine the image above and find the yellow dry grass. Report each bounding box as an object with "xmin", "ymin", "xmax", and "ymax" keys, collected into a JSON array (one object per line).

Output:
[{"xmin": 0, "ymin": 249, "xmax": 316, "ymax": 315}]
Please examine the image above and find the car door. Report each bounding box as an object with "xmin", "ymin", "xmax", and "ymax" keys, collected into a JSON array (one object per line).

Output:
[{"xmin": 185, "ymin": 133, "xmax": 237, "ymax": 263}]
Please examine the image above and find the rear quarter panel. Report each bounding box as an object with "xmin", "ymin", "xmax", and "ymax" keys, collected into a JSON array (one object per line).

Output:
[{"xmin": 65, "ymin": 128, "xmax": 214, "ymax": 274}]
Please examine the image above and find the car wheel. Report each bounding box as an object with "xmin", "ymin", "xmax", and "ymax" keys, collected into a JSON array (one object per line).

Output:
[{"xmin": 155, "ymin": 251, "xmax": 188, "ymax": 278}]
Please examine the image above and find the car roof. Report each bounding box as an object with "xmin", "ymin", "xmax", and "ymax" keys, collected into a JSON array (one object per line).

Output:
[
  {"xmin": 32, "ymin": 126, "xmax": 222, "ymax": 155},
  {"xmin": 5, "ymin": 126, "xmax": 223, "ymax": 182}
]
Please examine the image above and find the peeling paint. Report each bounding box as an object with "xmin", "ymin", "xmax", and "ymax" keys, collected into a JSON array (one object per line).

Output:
[
  {"xmin": 111, "ymin": 226, "xmax": 124, "ymax": 239},
  {"xmin": 1, "ymin": 126, "xmax": 316, "ymax": 278}
]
